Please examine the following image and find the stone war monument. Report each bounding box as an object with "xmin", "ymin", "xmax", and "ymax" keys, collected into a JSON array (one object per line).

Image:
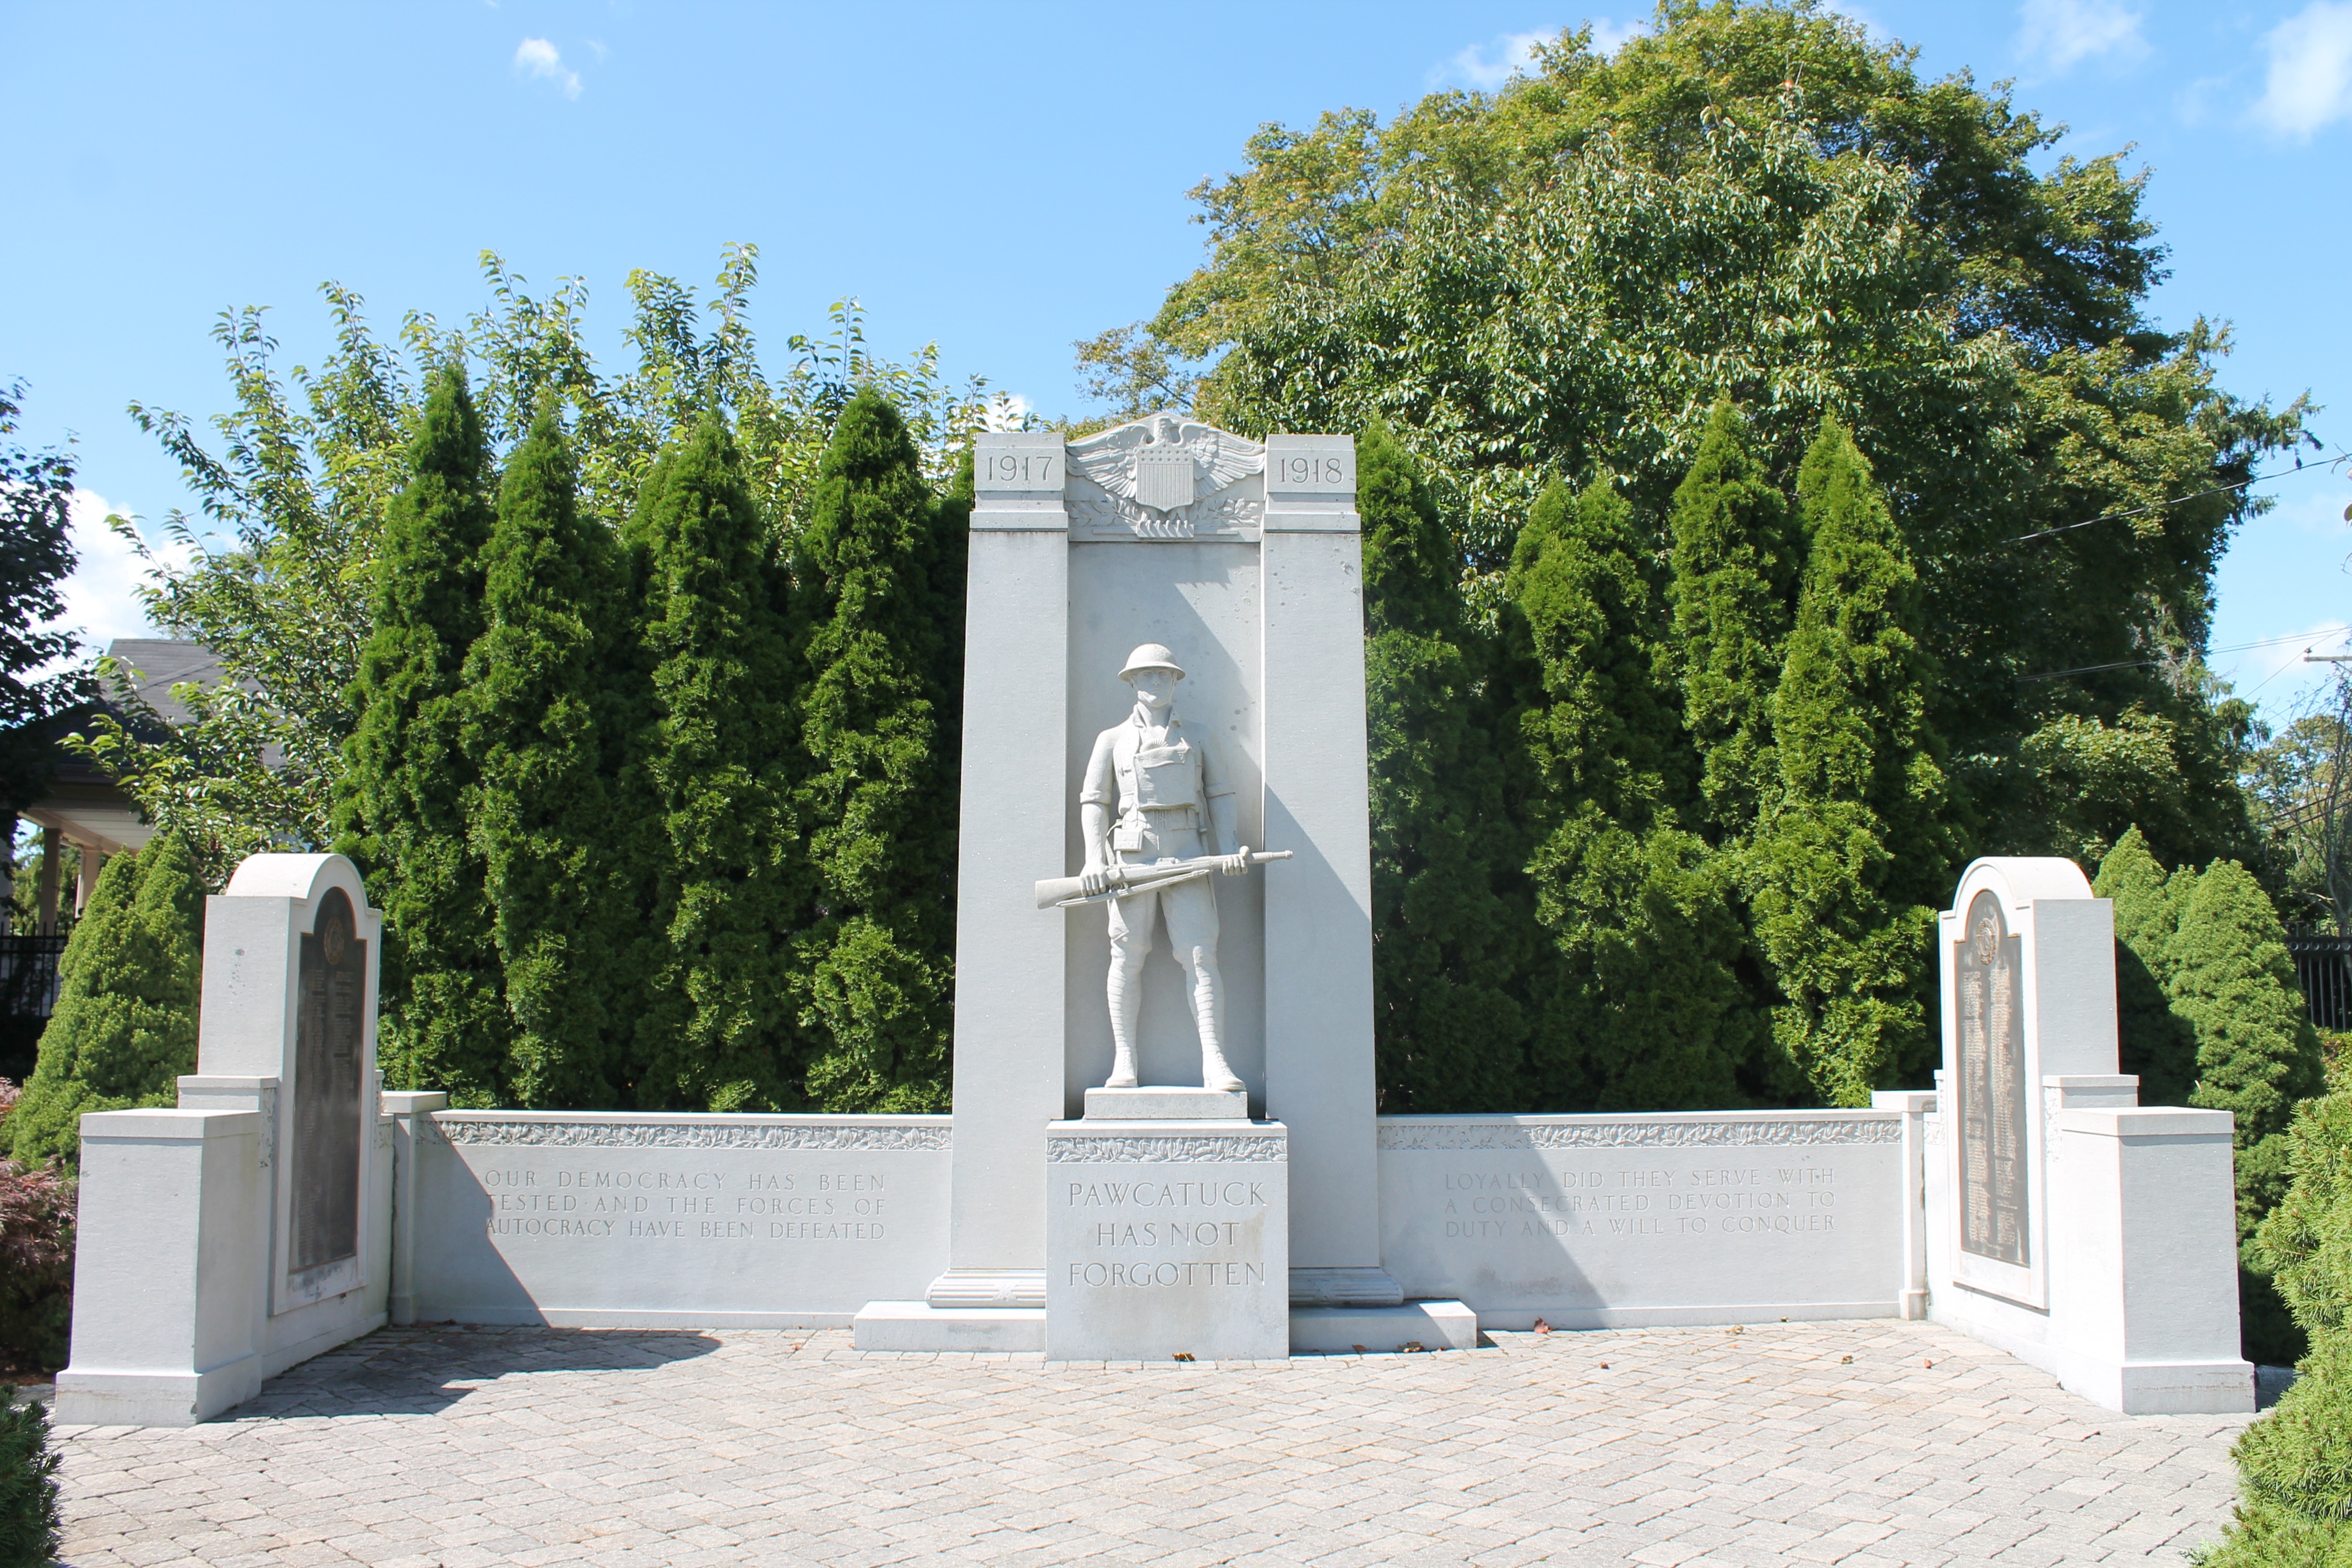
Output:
[
  {"xmin": 50, "ymin": 422, "xmax": 2259, "ymax": 1418},
  {"xmin": 1918, "ymin": 858, "xmax": 2253, "ymax": 1414},
  {"xmin": 57, "ymin": 855, "xmax": 406, "ymax": 1426},
  {"xmin": 854, "ymin": 413, "xmax": 1450, "ymax": 1358}
]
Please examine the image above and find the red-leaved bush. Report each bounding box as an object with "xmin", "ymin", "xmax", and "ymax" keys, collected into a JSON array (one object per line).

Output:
[{"xmin": 0, "ymin": 1081, "xmax": 74, "ymax": 1373}]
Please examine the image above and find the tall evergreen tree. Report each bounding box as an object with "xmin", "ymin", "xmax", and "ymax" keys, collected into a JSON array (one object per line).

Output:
[
  {"xmin": 1360, "ymin": 420, "xmax": 1531, "ymax": 1112},
  {"xmin": 2092, "ymin": 826, "xmax": 2198, "ymax": 1107},
  {"xmin": 1509, "ymin": 478, "xmax": 1754, "ymax": 1109},
  {"xmin": 792, "ymin": 390, "xmax": 957, "ymax": 1113},
  {"xmin": 1666, "ymin": 401, "xmax": 1800, "ymax": 842},
  {"xmin": 335, "ymin": 364, "xmax": 507, "ymax": 1103},
  {"xmin": 463, "ymin": 407, "xmax": 625, "ymax": 1108},
  {"xmin": 4, "ymin": 832, "xmax": 203, "ymax": 1169},
  {"xmin": 2168, "ymin": 858, "xmax": 2329, "ymax": 1363},
  {"xmin": 622, "ymin": 415, "xmax": 803, "ymax": 1112},
  {"xmin": 1747, "ymin": 418, "xmax": 1954, "ymax": 1105}
]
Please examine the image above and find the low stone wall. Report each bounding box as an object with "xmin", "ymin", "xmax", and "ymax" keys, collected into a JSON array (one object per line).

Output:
[
  {"xmin": 395, "ymin": 1107, "xmax": 1913, "ymax": 1333},
  {"xmin": 1376, "ymin": 1110, "xmax": 1910, "ymax": 1329},
  {"xmin": 403, "ymin": 1112, "xmax": 952, "ymax": 1329}
]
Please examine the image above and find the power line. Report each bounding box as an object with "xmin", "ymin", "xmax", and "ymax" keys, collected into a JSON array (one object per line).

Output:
[
  {"xmin": 2006, "ymin": 451, "xmax": 2347, "ymax": 546},
  {"xmin": 2019, "ymin": 627, "xmax": 2352, "ymax": 683}
]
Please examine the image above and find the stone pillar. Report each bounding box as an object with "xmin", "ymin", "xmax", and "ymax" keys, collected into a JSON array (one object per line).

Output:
[
  {"xmin": 383, "ymin": 1090, "xmax": 450, "ymax": 1326},
  {"xmin": 921, "ymin": 433, "xmax": 1069, "ymax": 1330},
  {"xmin": 1260, "ymin": 435, "xmax": 1396, "ymax": 1307}
]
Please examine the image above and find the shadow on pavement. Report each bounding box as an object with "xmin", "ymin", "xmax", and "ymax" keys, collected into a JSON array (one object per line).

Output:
[{"xmin": 227, "ymin": 1325, "xmax": 726, "ymax": 1421}]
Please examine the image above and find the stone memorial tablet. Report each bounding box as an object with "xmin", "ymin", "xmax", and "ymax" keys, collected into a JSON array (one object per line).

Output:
[
  {"xmin": 292, "ymin": 886, "xmax": 367, "ymax": 1275},
  {"xmin": 1954, "ymin": 889, "xmax": 2026, "ymax": 1265}
]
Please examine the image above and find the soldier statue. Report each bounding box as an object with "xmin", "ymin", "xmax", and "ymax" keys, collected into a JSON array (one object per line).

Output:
[{"xmin": 1078, "ymin": 644, "xmax": 1253, "ymax": 1092}]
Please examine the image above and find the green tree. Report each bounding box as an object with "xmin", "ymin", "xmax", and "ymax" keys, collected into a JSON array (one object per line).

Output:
[
  {"xmin": 2202, "ymin": 1063, "xmax": 2352, "ymax": 1565},
  {"xmin": 2168, "ymin": 858, "xmax": 2329, "ymax": 1364},
  {"xmin": 1509, "ymin": 478, "xmax": 1755, "ymax": 1109},
  {"xmin": 333, "ymin": 365, "xmax": 508, "ymax": 1104},
  {"xmin": 0, "ymin": 384, "xmax": 92, "ymax": 821},
  {"xmin": 791, "ymin": 391, "xmax": 958, "ymax": 1113},
  {"xmin": 1114, "ymin": 1, "xmax": 2302, "ymax": 874},
  {"xmin": 1665, "ymin": 400, "xmax": 1798, "ymax": 841},
  {"xmin": 0, "ymin": 1397, "xmax": 63, "ymax": 1568},
  {"xmin": 1747, "ymin": 418, "xmax": 1954, "ymax": 1104},
  {"xmin": 4, "ymin": 832, "xmax": 204, "ymax": 1169},
  {"xmin": 462, "ymin": 406, "xmax": 625, "ymax": 1108},
  {"xmin": 2091, "ymin": 825, "xmax": 2198, "ymax": 1107},
  {"xmin": 621, "ymin": 416, "xmax": 803, "ymax": 1112},
  {"xmin": 77, "ymin": 254, "xmax": 1004, "ymax": 877},
  {"xmin": 1360, "ymin": 419, "xmax": 1531, "ymax": 1112}
]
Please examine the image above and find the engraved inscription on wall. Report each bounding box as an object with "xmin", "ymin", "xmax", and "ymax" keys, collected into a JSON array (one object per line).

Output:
[
  {"xmin": 1956, "ymin": 889, "xmax": 2028, "ymax": 1264},
  {"xmin": 1426, "ymin": 1159, "xmax": 1848, "ymax": 1244},
  {"xmin": 1061, "ymin": 1171, "xmax": 1272, "ymax": 1291},
  {"xmin": 474, "ymin": 1167, "xmax": 898, "ymax": 1244},
  {"xmin": 292, "ymin": 887, "xmax": 366, "ymax": 1273}
]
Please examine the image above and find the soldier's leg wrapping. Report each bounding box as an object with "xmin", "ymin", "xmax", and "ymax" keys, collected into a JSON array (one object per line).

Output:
[
  {"xmin": 1104, "ymin": 888, "xmax": 1157, "ymax": 1087},
  {"xmin": 1160, "ymin": 878, "xmax": 1239, "ymax": 1089}
]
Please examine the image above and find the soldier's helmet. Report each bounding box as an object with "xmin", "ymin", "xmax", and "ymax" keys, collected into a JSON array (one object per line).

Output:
[{"xmin": 1118, "ymin": 643, "xmax": 1186, "ymax": 682}]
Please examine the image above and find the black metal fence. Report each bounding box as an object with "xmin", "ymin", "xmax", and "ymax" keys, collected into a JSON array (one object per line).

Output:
[
  {"xmin": 0, "ymin": 932, "xmax": 67, "ymax": 1084},
  {"xmin": 2286, "ymin": 923, "xmax": 2352, "ymax": 1034}
]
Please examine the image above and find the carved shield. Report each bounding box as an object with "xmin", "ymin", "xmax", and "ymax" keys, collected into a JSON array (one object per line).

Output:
[{"xmin": 1134, "ymin": 449, "xmax": 1195, "ymax": 512}]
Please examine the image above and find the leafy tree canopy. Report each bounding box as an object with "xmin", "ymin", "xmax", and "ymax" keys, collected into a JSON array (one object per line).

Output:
[
  {"xmin": 1089, "ymin": 0, "xmax": 2304, "ymax": 872},
  {"xmin": 74, "ymin": 249, "xmax": 1013, "ymax": 874},
  {"xmin": 0, "ymin": 385, "xmax": 92, "ymax": 819}
]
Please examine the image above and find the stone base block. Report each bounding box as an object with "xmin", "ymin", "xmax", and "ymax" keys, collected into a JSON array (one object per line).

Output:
[
  {"xmin": 1084, "ymin": 1087, "xmax": 1249, "ymax": 1120},
  {"xmin": 852, "ymin": 1302, "xmax": 1046, "ymax": 1352},
  {"xmin": 1047, "ymin": 1118, "xmax": 1288, "ymax": 1361},
  {"xmin": 54, "ymin": 1360, "xmax": 262, "ymax": 1428},
  {"xmin": 1292, "ymin": 1301, "xmax": 1477, "ymax": 1354}
]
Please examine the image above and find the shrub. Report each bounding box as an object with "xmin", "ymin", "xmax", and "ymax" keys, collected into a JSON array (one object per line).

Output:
[
  {"xmin": 3, "ymin": 832, "xmax": 204, "ymax": 1170},
  {"xmin": 0, "ymin": 1082, "xmax": 75, "ymax": 1376},
  {"xmin": 0, "ymin": 1397, "xmax": 63, "ymax": 1568},
  {"xmin": 2202, "ymin": 1054, "xmax": 2352, "ymax": 1564}
]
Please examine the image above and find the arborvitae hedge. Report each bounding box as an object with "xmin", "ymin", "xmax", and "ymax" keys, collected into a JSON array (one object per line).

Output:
[
  {"xmin": 791, "ymin": 391, "xmax": 958, "ymax": 1113},
  {"xmin": 2092, "ymin": 825, "xmax": 2198, "ymax": 1107},
  {"xmin": 4, "ymin": 832, "xmax": 203, "ymax": 1169},
  {"xmin": 1747, "ymin": 417, "xmax": 1953, "ymax": 1105},
  {"xmin": 2170, "ymin": 858, "xmax": 2329, "ymax": 1365},
  {"xmin": 336, "ymin": 364, "xmax": 509, "ymax": 1104},
  {"xmin": 1666, "ymin": 400, "xmax": 1798, "ymax": 842},
  {"xmin": 622, "ymin": 416, "xmax": 804, "ymax": 1112},
  {"xmin": 1360, "ymin": 418, "xmax": 1532, "ymax": 1112},
  {"xmin": 1510, "ymin": 478, "xmax": 1754, "ymax": 1110},
  {"xmin": 464, "ymin": 407, "xmax": 625, "ymax": 1108}
]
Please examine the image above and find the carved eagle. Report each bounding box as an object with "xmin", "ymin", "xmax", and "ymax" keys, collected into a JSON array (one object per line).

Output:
[{"xmin": 1064, "ymin": 412, "xmax": 1264, "ymax": 515}]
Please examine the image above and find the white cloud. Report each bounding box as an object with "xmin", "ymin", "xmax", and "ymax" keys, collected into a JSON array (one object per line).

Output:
[
  {"xmin": 1588, "ymin": 18, "xmax": 1647, "ymax": 56},
  {"xmin": 2253, "ymin": 1, "xmax": 2352, "ymax": 139},
  {"xmin": 1448, "ymin": 30, "xmax": 1548, "ymax": 90},
  {"xmin": 41, "ymin": 491, "xmax": 192, "ymax": 674},
  {"xmin": 2015, "ymin": 0, "xmax": 2149, "ymax": 72},
  {"xmin": 513, "ymin": 37, "xmax": 582, "ymax": 100},
  {"xmin": 981, "ymin": 394, "xmax": 1033, "ymax": 433}
]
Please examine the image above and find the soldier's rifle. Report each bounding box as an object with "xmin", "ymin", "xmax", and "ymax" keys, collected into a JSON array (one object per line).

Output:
[{"xmin": 1035, "ymin": 849, "xmax": 1292, "ymax": 911}]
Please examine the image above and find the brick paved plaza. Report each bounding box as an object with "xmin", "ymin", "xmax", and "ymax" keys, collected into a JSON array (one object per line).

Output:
[{"xmin": 51, "ymin": 1318, "xmax": 2250, "ymax": 1567}]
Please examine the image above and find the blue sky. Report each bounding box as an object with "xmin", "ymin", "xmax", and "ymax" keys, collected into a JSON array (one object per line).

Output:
[{"xmin": 3, "ymin": 0, "xmax": 2346, "ymax": 726}]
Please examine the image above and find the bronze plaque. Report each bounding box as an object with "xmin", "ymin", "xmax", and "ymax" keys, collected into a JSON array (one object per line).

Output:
[
  {"xmin": 291, "ymin": 886, "xmax": 366, "ymax": 1273},
  {"xmin": 1955, "ymin": 889, "xmax": 2028, "ymax": 1264}
]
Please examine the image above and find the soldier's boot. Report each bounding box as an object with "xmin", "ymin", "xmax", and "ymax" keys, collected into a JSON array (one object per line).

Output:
[
  {"xmin": 1106, "ymin": 944, "xmax": 1145, "ymax": 1088},
  {"xmin": 1189, "ymin": 952, "xmax": 1245, "ymax": 1095}
]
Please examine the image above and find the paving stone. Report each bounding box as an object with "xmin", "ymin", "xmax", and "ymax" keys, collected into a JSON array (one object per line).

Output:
[{"xmin": 53, "ymin": 1319, "xmax": 2249, "ymax": 1566}]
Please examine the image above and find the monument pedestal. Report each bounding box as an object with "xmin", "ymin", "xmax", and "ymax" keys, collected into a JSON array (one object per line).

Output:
[{"xmin": 1046, "ymin": 1117, "xmax": 1289, "ymax": 1362}]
